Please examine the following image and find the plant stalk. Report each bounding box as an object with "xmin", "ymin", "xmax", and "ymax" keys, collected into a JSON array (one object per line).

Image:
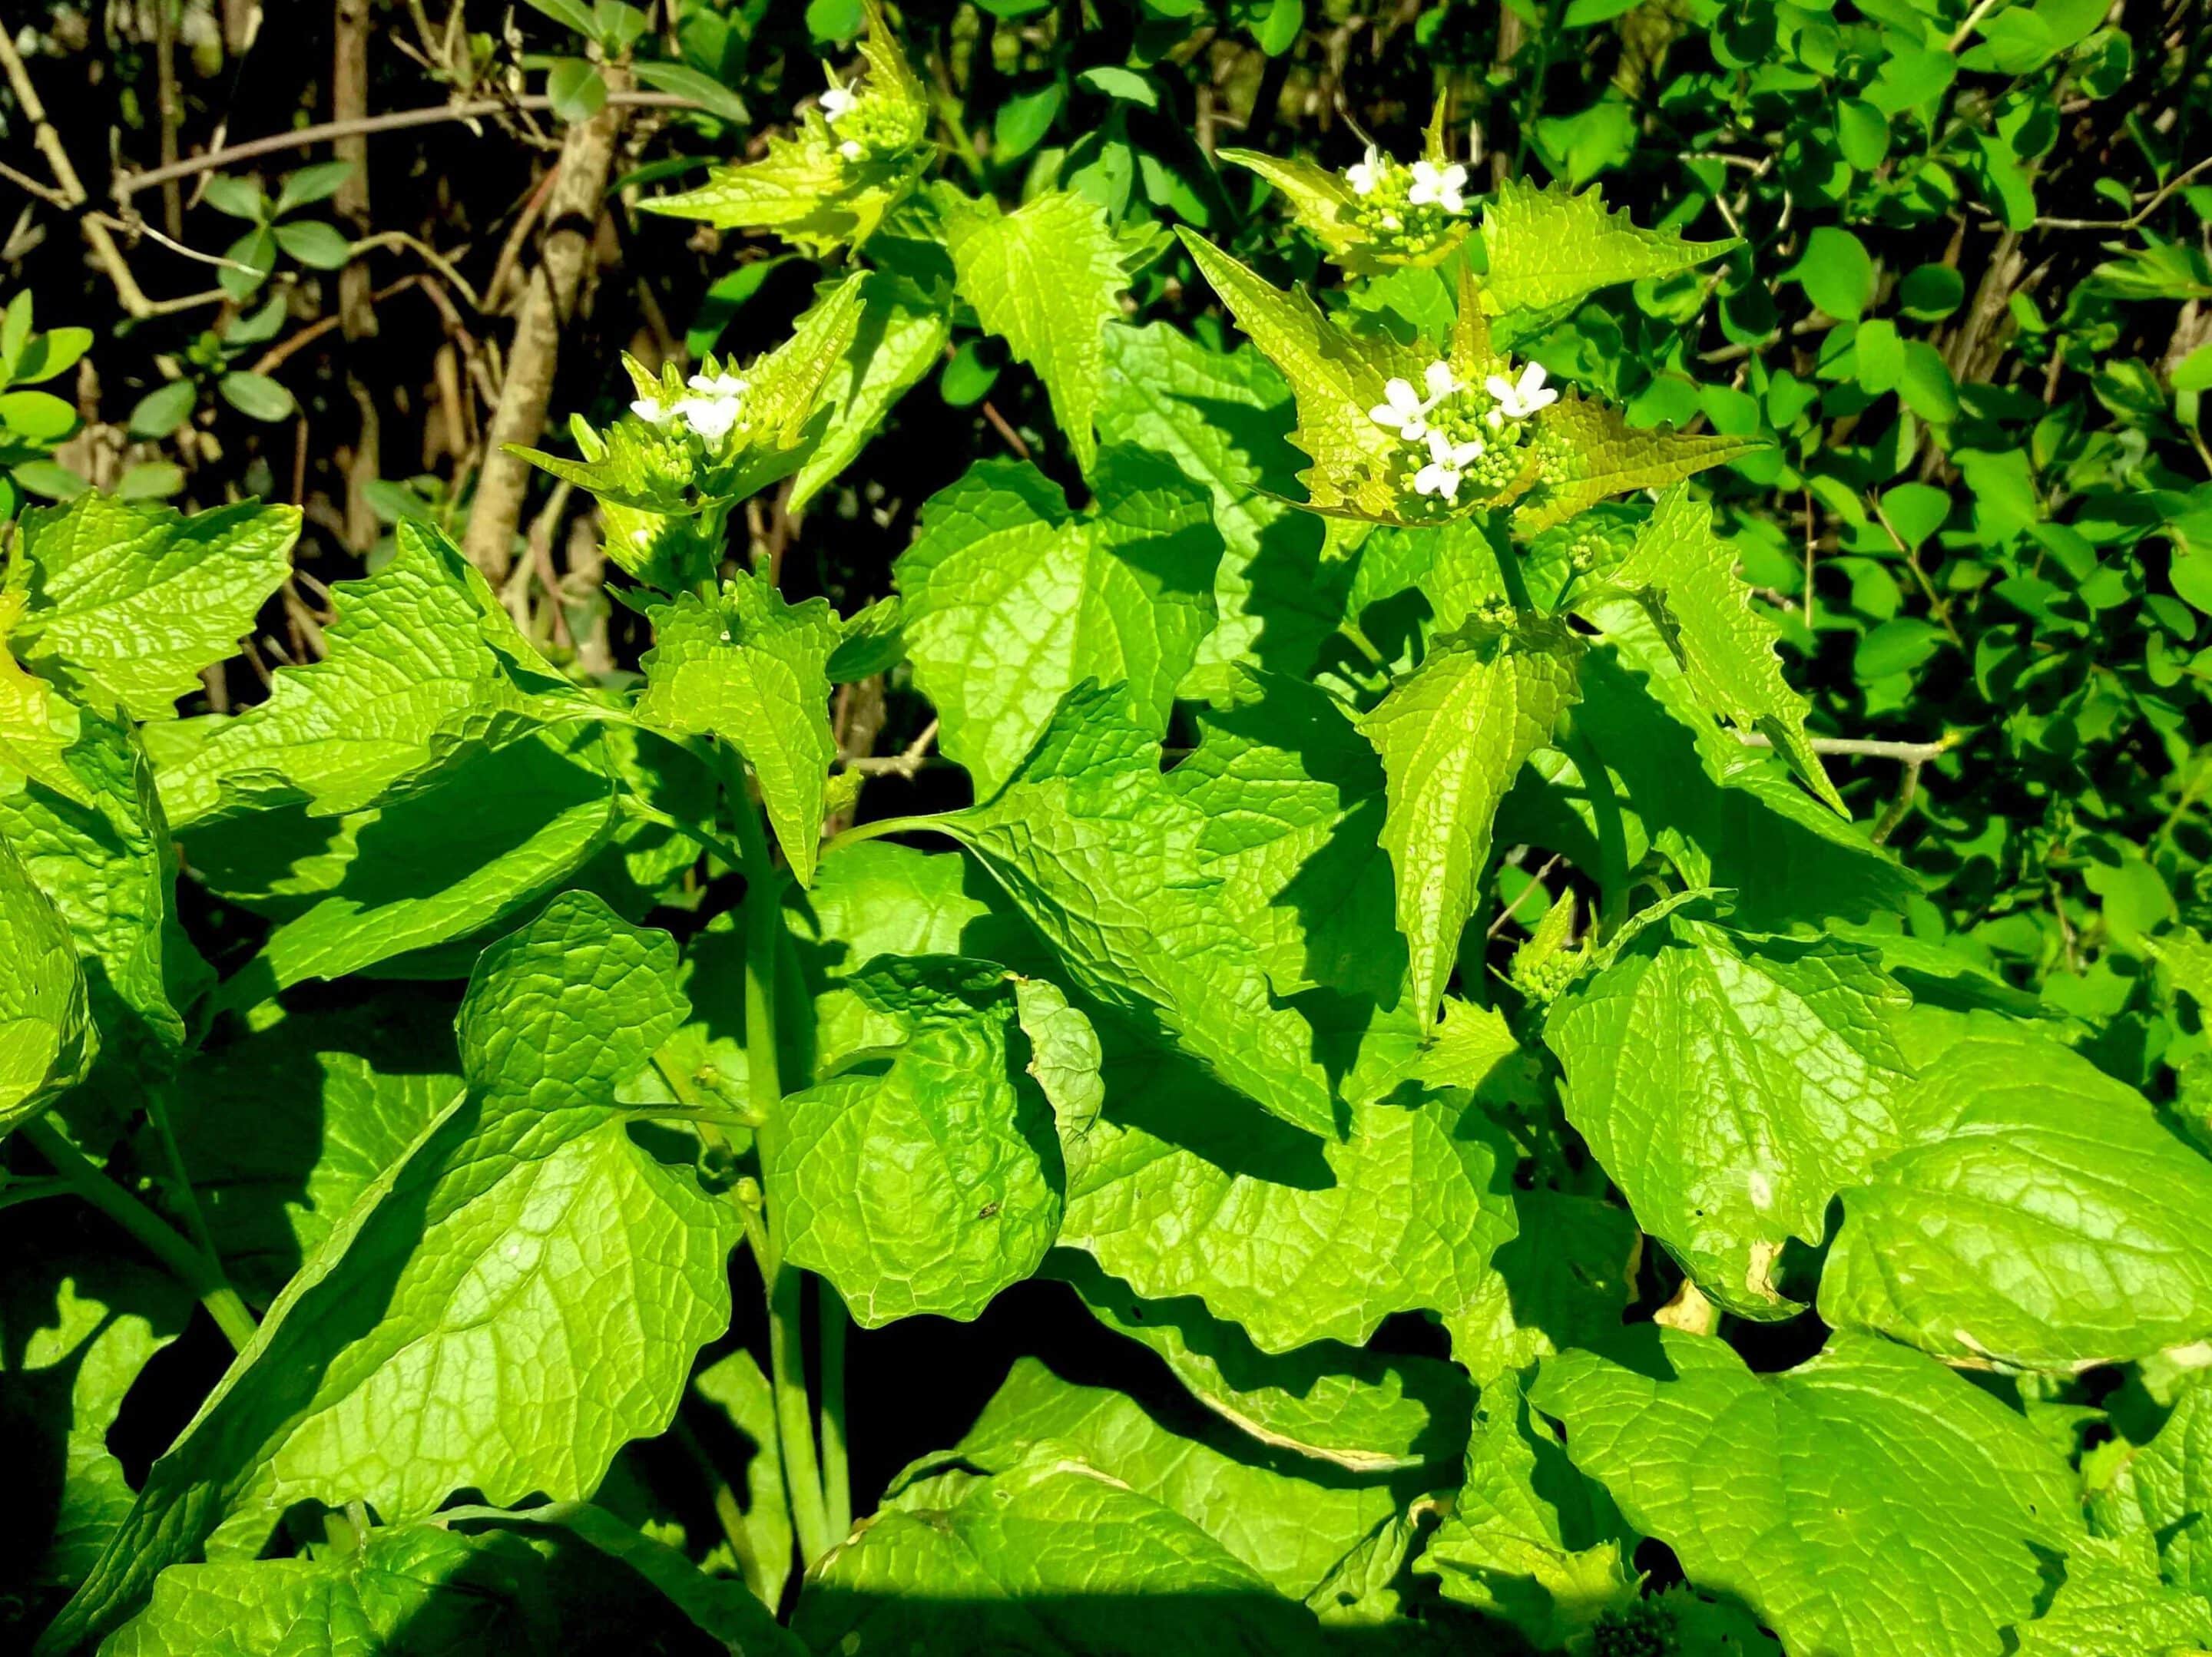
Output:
[
  {"xmin": 818, "ymin": 1279, "xmax": 851, "ymax": 1540},
  {"xmin": 21, "ymin": 1116, "xmax": 257, "ymax": 1352},
  {"xmin": 1563, "ymin": 725, "xmax": 1629, "ymax": 938},
  {"xmin": 723, "ymin": 754, "xmax": 835, "ymax": 1568}
]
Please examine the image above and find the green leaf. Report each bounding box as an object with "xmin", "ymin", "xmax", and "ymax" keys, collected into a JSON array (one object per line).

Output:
[
  {"xmin": 1444, "ymin": 1188, "xmax": 1641, "ymax": 1385},
  {"xmin": 1415, "ymin": 1371, "xmax": 1638, "ymax": 1647},
  {"xmin": 788, "ymin": 839, "xmax": 1053, "ymax": 1071},
  {"xmin": 1612, "ymin": 485, "xmax": 1844, "ymax": 813},
  {"xmin": 1164, "ymin": 670, "xmax": 1404, "ymax": 1005},
  {"xmin": 2145, "ymin": 927, "xmax": 2212, "ymax": 1013},
  {"xmin": 1792, "ymin": 225, "xmax": 1876, "ymax": 321},
  {"xmin": 215, "ymin": 371, "xmax": 296, "ymax": 422},
  {"xmin": 270, "ymin": 219, "xmax": 353, "ymax": 270},
  {"xmin": 233, "ymin": 729, "xmax": 618, "ymax": 997},
  {"xmin": 1172, "ymin": 230, "xmax": 1409, "ymax": 521},
  {"xmin": 442, "ymin": 1501, "xmax": 806, "ymax": 1655},
  {"xmin": 547, "ymin": 57, "xmax": 608, "ymax": 122},
  {"xmin": 636, "ymin": 567, "xmax": 839, "ymax": 887},
  {"xmin": 126, "ymin": 380, "xmax": 197, "ymax": 440},
  {"xmin": 935, "ymin": 684, "xmax": 1338, "ymax": 1137},
  {"xmin": 12, "ymin": 325, "xmax": 94, "ymax": 386},
  {"xmin": 9, "ymin": 494, "xmax": 298, "ymax": 720},
  {"xmin": 0, "ymin": 1237, "xmax": 189, "ymax": 1596},
  {"xmin": 1513, "ymin": 395, "xmax": 1765, "ymax": 534},
  {"xmin": 1533, "ymin": 1331, "xmax": 2087, "ymax": 1657},
  {"xmin": 1050, "ymin": 1249, "xmax": 1472, "ymax": 1473},
  {"xmin": 1818, "ymin": 1013, "xmax": 2212, "ymax": 1371},
  {"xmin": 644, "ymin": 2, "xmax": 928, "ymax": 259},
  {"xmin": 763, "ymin": 955, "xmax": 1065, "ymax": 1325},
  {"xmin": 0, "ymin": 643, "xmax": 89, "ymax": 812},
  {"xmin": 631, "ymin": 59, "xmax": 750, "ymax": 124},
  {"xmin": 272, "ymin": 160, "xmax": 356, "ymax": 216},
  {"xmin": 1359, "ymin": 612, "xmax": 1583, "ymax": 1023},
  {"xmin": 797, "ymin": 1440, "xmax": 1332, "ymax": 1655},
  {"xmin": 1060, "ymin": 1058, "xmax": 1515, "ymax": 1353},
  {"xmin": 1545, "ymin": 917, "xmax": 1913, "ymax": 1317},
  {"xmin": 2091, "ymin": 1377, "xmax": 2212, "ymax": 1599},
  {"xmin": 150, "ymin": 519, "xmax": 583, "ymax": 828},
  {"xmin": 1560, "ymin": 619, "xmax": 1916, "ymax": 930},
  {"xmin": 1095, "ymin": 322, "xmax": 1336, "ymax": 700},
  {"xmin": 788, "ymin": 273, "xmax": 950, "ymax": 510},
  {"xmin": 896, "ymin": 452, "xmax": 1221, "ymax": 795},
  {"xmin": 0, "ymin": 702, "xmax": 212, "ymax": 1103},
  {"xmin": 1220, "ymin": 150, "xmax": 1469, "ymax": 276},
  {"xmin": 691, "ymin": 1351, "xmax": 795, "ymax": 1611},
  {"xmin": 1479, "ymin": 177, "xmax": 1736, "ymax": 314},
  {"xmin": 2011, "ymin": 1534, "xmax": 2212, "ymax": 1656},
  {"xmin": 0, "ymin": 835, "xmax": 94, "ymax": 1136},
  {"xmin": 1013, "ymin": 976, "xmax": 1105, "ymax": 1181},
  {"xmin": 942, "ymin": 188, "xmax": 1147, "ymax": 471},
  {"xmin": 41, "ymin": 895, "xmax": 741, "ymax": 1652},
  {"xmin": 162, "ymin": 997, "xmax": 461, "ymax": 1300},
  {"xmin": 899, "ymin": 1356, "xmax": 1411, "ymax": 1604},
  {"xmin": 101, "ymin": 1524, "xmax": 553, "ymax": 1657}
]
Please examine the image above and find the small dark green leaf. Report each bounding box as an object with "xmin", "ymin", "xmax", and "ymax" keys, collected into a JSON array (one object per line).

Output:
[
  {"xmin": 548, "ymin": 58, "xmax": 608, "ymax": 124},
  {"xmin": 216, "ymin": 371, "xmax": 297, "ymax": 422},
  {"xmin": 127, "ymin": 379, "xmax": 197, "ymax": 439}
]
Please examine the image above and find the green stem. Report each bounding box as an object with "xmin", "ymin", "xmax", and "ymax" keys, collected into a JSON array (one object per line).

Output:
[
  {"xmin": 142, "ymin": 1081, "xmax": 227, "ymax": 1283},
  {"xmin": 818, "ymin": 1279, "xmax": 851, "ymax": 1540},
  {"xmin": 22, "ymin": 1116, "xmax": 257, "ymax": 1353},
  {"xmin": 1563, "ymin": 725, "xmax": 1628, "ymax": 938},
  {"xmin": 1488, "ymin": 522, "xmax": 1535, "ymax": 613},
  {"xmin": 720, "ymin": 751, "xmax": 834, "ymax": 1568},
  {"xmin": 766, "ymin": 1256, "xmax": 833, "ymax": 1566},
  {"xmin": 818, "ymin": 813, "xmax": 942, "ymax": 859}
]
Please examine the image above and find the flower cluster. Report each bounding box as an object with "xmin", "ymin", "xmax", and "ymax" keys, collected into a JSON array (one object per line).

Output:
[
  {"xmin": 633, "ymin": 369, "xmax": 752, "ymax": 449},
  {"xmin": 1367, "ymin": 358, "xmax": 1560, "ymax": 508},
  {"xmin": 809, "ymin": 73, "xmax": 924, "ymax": 166},
  {"xmin": 1341, "ymin": 145, "xmax": 1470, "ymax": 258}
]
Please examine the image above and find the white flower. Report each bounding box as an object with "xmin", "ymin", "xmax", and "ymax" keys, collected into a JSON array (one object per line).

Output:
[
  {"xmin": 838, "ymin": 138, "xmax": 864, "ymax": 161},
  {"xmin": 1406, "ymin": 159, "xmax": 1469, "ymax": 215},
  {"xmin": 818, "ymin": 84, "xmax": 859, "ymax": 122},
  {"xmin": 1485, "ymin": 362, "xmax": 1558, "ymax": 420},
  {"xmin": 1412, "ymin": 427, "xmax": 1486, "ymax": 503},
  {"xmin": 687, "ymin": 371, "xmax": 750, "ymax": 399},
  {"xmin": 1346, "ymin": 145, "xmax": 1384, "ymax": 197},
  {"xmin": 631, "ymin": 395, "xmax": 677, "ymax": 426},
  {"xmin": 1368, "ymin": 376, "xmax": 1432, "ymax": 440},
  {"xmin": 674, "ymin": 394, "xmax": 743, "ymax": 445},
  {"xmin": 1422, "ymin": 360, "xmax": 1459, "ymax": 402}
]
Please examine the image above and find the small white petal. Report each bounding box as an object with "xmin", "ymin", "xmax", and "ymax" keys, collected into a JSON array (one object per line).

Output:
[
  {"xmin": 1441, "ymin": 164, "xmax": 1469, "ymax": 190},
  {"xmin": 1485, "ymin": 373, "xmax": 1518, "ymax": 405},
  {"xmin": 1517, "ymin": 362, "xmax": 1549, "ymax": 399},
  {"xmin": 1422, "ymin": 361, "xmax": 1459, "ymax": 401},
  {"xmin": 1384, "ymin": 378, "xmax": 1426, "ymax": 415},
  {"xmin": 839, "ymin": 139, "xmax": 864, "ymax": 160},
  {"xmin": 1449, "ymin": 436, "xmax": 1486, "ymax": 467},
  {"xmin": 1436, "ymin": 183, "xmax": 1465, "ymax": 214},
  {"xmin": 677, "ymin": 396, "xmax": 742, "ymax": 444},
  {"xmin": 631, "ymin": 397, "xmax": 674, "ymax": 425},
  {"xmin": 1425, "ymin": 428, "xmax": 1456, "ymax": 464},
  {"xmin": 820, "ymin": 85, "xmax": 859, "ymax": 120}
]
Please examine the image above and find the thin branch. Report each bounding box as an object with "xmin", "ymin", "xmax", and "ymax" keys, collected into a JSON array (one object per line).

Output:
[
  {"xmin": 111, "ymin": 91, "xmax": 702, "ymax": 201},
  {"xmin": 0, "ymin": 157, "xmax": 72, "ymax": 210},
  {"xmin": 1733, "ymin": 729, "xmax": 1959, "ymax": 762},
  {"xmin": 343, "ymin": 230, "xmax": 485, "ymax": 309},
  {"xmin": 844, "ymin": 718, "xmax": 940, "ymax": 778},
  {"xmin": 91, "ymin": 210, "xmax": 263, "ymax": 273},
  {"xmin": 2027, "ymin": 154, "xmax": 2212, "ymax": 230}
]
